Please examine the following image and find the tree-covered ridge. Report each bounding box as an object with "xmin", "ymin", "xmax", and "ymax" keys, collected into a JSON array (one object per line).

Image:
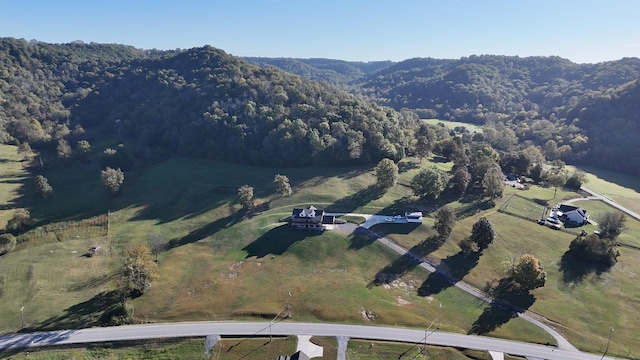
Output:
[
  {"xmin": 354, "ymin": 55, "xmax": 640, "ymax": 120},
  {"xmin": 565, "ymin": 79, "xmax": 640, "ymax": 173},
  {"xmin": 0, "ymin": 37, "xmax": 150, "ymax": 144},
  {"xmin": 0, "ymin": 39, "xmax": 410, "ymax": 167},
  {"xmin": 243, "ymin": 57, "xmax": 393, "ymax": 86}
]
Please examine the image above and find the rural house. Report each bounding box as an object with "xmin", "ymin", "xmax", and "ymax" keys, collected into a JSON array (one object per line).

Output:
[
  {"xmin": 290, "ymin": 205, "xmax": 334, "ymax": 230},
  {"xmin": 557, "ymin": 204, "xmax": 589, "ymax": 226}
]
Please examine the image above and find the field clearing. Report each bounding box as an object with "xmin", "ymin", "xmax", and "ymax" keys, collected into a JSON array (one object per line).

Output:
[
  {"xmin": 499, "ymin": 194, "xmax": 546, "ymax": 221},
  {"xmin": 571, "ymin": 165, "xmax": 640, "ymax": 215},
  {"xmin": 0, "ymin": 145, "xmax": 27, "ymax": 229},
  {"xmin": 422, "ymin": 119, "xmax": 484, "ymax": 133},
  {"xmin": 1, "ymin": 143, "xmax": 638, "ymax": 356}
]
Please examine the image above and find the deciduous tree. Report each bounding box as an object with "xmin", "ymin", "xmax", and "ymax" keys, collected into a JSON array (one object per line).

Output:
[
  {"xmin": 449, "ymin": 166, "xmax": 471, "ymax": 196},
  {"xmin": 101, "ymin": 167, "xmax": 124, "ymax": 196},
  {"xmin": 119, "ymin": 245, "xmax": 159, "ymax": 297},
  {"xmin": 512, "ymin": 254, "xmax": 546, "ymax": 291},
  {"xmin": 56, "ymin": 138, "xmax": 72, "ymax": 160},
  {"xmin": 238, "ymin": 184, "xmax": 254, "ymax": 210},
  {"xmin": 0, "ymin": 233, "xmax": 17, "ymax": 255},
  {"xmin": 433, "ymin": 206, "xmax": 456, "ymax": 239},
  {"xmin": 597, "ymin": 212, "xmax": 626, "ymax": 240},
  {"xmin": 482, "ymin": 166, "xmax": 504, "ymax": 199},
  {"xmin": 410, "ymin": 166, "xmax": 450, "ymax": 200},
  {"xmin": 569, "ymin": 233, "xmax": 619, "ymax": 267},
  {"xmin": 565, "ymin": 170, "xmax": 588, "ymax": 189},
  {"xmin": 76, "ymin": 140, "xmax": 91, "ymax": 162},
  {"xmin": 34, "ymin": 175, "xmax": 53, "ymax": 198},
  {"xmin": 273, "ymin": 174, "xmax": 293, "ymax": 197},
  {"xmin": 17, "ymin": 142, "xmax": 33, "ymax": 160},
  {"xmin": 6, "ymin": 208, "xmax": 32, "ymax": 233},
  {"xmin": 374, "ymin": 158, "xmax": 398, "ymax": 190}
]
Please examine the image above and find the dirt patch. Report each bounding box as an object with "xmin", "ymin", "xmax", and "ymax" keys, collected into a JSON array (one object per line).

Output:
[
  {"xmin": 360, "ymin": 308, "xmax": 375, "ymax": 321},
  {"xmin": 381, "ymin": 279, "xmax": 417, "ymax": 292},
  {"xmin": 396, "ymin": 296, "xmax": 412, "ymax": 306}
]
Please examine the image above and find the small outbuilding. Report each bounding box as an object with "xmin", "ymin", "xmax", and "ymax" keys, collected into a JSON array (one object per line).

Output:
[{"xmin": 405, "ymin": 212, "xmax": 423, "ymax": 223}]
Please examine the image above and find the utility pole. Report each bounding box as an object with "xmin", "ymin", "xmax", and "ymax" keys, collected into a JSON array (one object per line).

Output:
[
  {"xmin": 20, "ymin": 306, "xmax": 24, "ymax": 328},
  {"xmin": 601, "ymin": 326, "xmax": 614, "ymax": 360}
]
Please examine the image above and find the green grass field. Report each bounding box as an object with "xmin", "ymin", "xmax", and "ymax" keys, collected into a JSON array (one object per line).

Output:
[
  {"xmin": 0, "ymin": 336, "xmax": 528, "ymax": 359},
  {"xmin": 570, "ymin": 165, "xmax": 640, "ymax": 215},
  {"xmin": 422, "ymin": 119, "xmax": 484, "ymax": 133},
  {"xmin": 0, "ymin": 143, "xmax": 638, "ymax": 358}
]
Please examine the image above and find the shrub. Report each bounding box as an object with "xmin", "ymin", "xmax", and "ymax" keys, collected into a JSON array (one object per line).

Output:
[
  {"xmin": 569, "ymin": 234, "xmax": 619, "ymax": 267},
  {"xmin": 0, "ymin": 234, "xmax": 17, "ymax": 255},
  {"xmin": 6, "ymin": 209, "xmax": 32, "ymax": 233}
]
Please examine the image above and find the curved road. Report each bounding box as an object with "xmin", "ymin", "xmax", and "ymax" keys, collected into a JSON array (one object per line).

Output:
[
  {"xmin": 0, "ymin": 321, "xmax": 613, "ymax": 359},
  {"xmin": 580, "ymin": 186, "xmax": 640, "ymax": 221},
  {"xmin": 329, "ymin": 213, "xmax": 577, "ymax": 352}
]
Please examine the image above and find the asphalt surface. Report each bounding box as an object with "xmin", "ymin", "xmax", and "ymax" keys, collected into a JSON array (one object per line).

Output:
[
  {"xmin": 0, "ymin": 322, "xmax": 614, "ymax": 359},
  {"xmin": 331, "ymin": 212, "xmax": 578, "ymax": 352}
]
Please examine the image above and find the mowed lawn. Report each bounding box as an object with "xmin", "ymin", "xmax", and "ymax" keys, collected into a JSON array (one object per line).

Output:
[
  {"xmin": 0, "ymin": 145, "xmax": 28, "ymax": 228},
  {"xmin": 1, "ymin": 144, "xmax": 638, "ymax": 356},
  {"xmin": 0, "ymin": 152, "xmax": 548, "ymax": 347},
  {"xmin": 571, "ymin": 165, "xmax": 640, "ymax": 215}
]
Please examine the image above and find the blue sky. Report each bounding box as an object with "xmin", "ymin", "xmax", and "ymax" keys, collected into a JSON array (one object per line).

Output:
[{"xmin": 1, "ymin": 0, "xmax": 639, "ymax": 63}]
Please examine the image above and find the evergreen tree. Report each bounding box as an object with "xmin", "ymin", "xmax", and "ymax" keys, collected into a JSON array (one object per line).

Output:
[{"xmin": 469, "ymin": 217, "xmax": 496, "ymax": 251}]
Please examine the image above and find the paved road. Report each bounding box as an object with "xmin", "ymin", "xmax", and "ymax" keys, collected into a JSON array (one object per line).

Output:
[
  {"xmin": 331, "ymin": 213, "xmax": 578, "ymax": 352},
  {"xmin": 0, "ymin": 322, "xmax": 613, "ymax": 359},
  {"xmin": 581, "ymin": 186, "xmax": 640, "ymax": 221}
]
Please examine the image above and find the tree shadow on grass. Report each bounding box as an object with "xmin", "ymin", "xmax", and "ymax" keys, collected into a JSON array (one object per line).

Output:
[
  {"xmin": 374, "ymin": 196, "xmax": 423, "ymax": 217},
  {"xmin": 242, "ymin": 224, "xmax": 322, "ymax": 258},
  {"xmin": 558, "ymin": 250, "xmax": 610, "ymax": 286},
  {"xmin": 167, "ymin": 209, "xmax": 245, "ymax": 249},
  {"xmin": 468, "ymin": 278, "xmax": 536, "ymax": 335},
  {"xmin": 325, "ymin": 185, "xmax": 386, "ymax": 214},
  {"xmin": 370, "ymin": 236, "xmax": 445, "ymax": 286},
  {"xmin": 398, "ymin": 161, "xmax": 420, "ymax": 174},
  {"xmin": 349, "ymin": 227, "xmax": 380, "ymax": 249},
  {"xmin": 454, "ymin": 199, "xmax": 495, "ymax": 220},
  {"xmin": 417, "ymin": 250, "xmax": 481, "ymax": 296},
  {"xmin": 28, "ymin": 290, "xmax": 121, "ymax": 331}
]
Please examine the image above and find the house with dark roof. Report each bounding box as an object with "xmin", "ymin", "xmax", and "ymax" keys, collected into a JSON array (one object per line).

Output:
[
  {"xmin": 557, "ymin": 204, "xmax": 589, "ymax": 226},
  {"xmin": 290, "ymin": 205, "xmax": 334, "ymax": 230}
]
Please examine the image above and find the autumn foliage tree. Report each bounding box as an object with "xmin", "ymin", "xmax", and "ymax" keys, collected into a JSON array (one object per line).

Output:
[
  {"xmin": 273, "ymin": 174, "xmax": 292, "ymax": 197},
  {"xmin": 512, "ymin": 254, "xmax": 547, "ymax": 291},
  {"xmin": 101, "ymin": 167, "xmax": 125, "ymax": 196},
  {"xmin": 238, "ymin": 184, "xmax": 254, "ymax": 210},
  {"xmin": 119, "ymin": 245, "xmax": 159, "ymax": 298}
]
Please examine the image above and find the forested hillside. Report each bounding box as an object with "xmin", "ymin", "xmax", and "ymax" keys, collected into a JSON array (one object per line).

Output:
[
  {"xmin": 252, "ymin": 54, "xmax": 640, "ymax": 174},
  {"xmin": 0, "ymin": 38, "xmax": 410, "ymax": 167},
  {"xmin": 243, "ymin": 57, "xmax": 393, "ymax": 86},
  {"xmin": 2, "ymin": 37, "xmax": 640, "ymax": 174}
]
